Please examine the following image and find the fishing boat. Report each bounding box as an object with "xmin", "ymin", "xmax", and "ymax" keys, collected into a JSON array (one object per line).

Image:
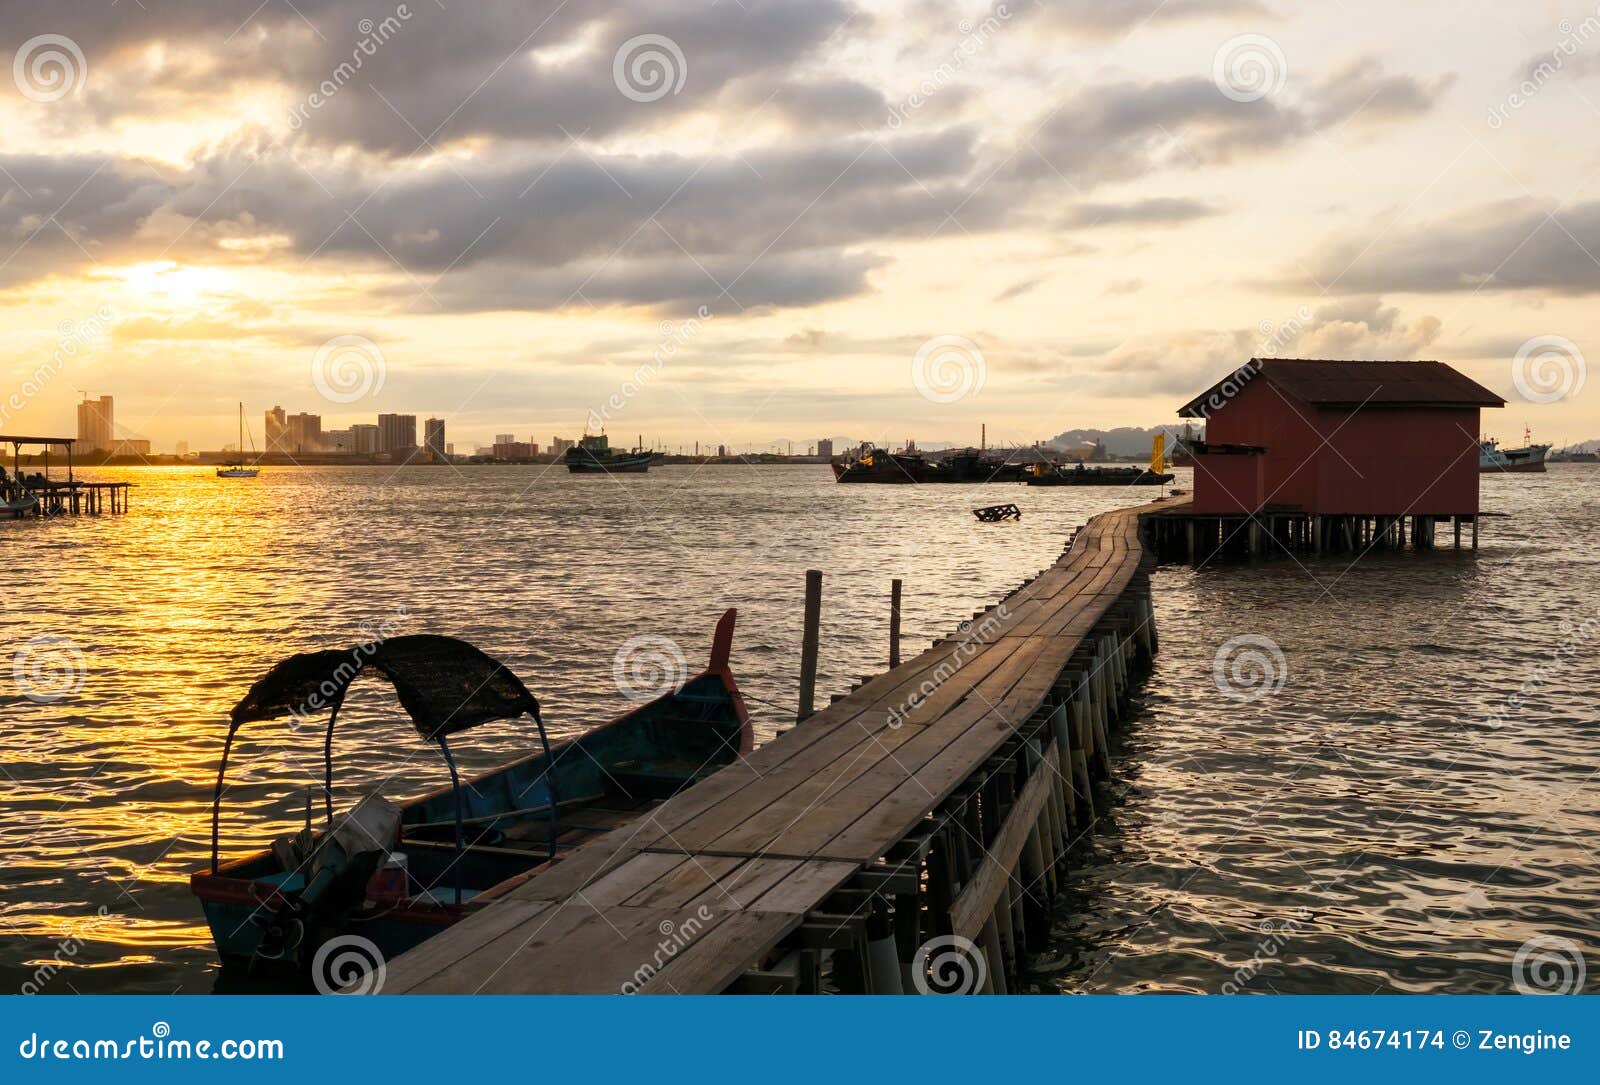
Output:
[
  {"xmin": 1, "ymin": 494, "xmax": 39, "ymax": 519},
  {"xmin": 1480, "ymin": 426, "xmax": 1549, "ymax": 473},
  {"xmin": 564, "ymin": 433, "xmax": 655, "ymax": 473},
  {"xmin": 191, "ymin": 610, "xmax": 751, "ymax": 978},
  {"xmin": 217, "ymin": 403, "xmax": 261, "ymax": 478}
]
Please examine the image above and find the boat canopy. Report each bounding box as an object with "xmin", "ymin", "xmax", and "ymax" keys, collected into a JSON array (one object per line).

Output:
[
  {"xmin": 230, "ymin": 634, "xmax": 539, "ymax": 739},
  {"xmin": 213, "ymin": 635, "xmax": 555, "ymax": 878}
]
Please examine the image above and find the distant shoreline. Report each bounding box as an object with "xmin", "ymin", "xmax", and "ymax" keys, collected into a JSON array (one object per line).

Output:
[{"xmin": 7, "ymin": 455, "xmax": 839, "ymax": 468}]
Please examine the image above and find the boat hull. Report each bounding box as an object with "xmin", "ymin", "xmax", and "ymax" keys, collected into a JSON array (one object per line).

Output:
[
  {"xmin": 832, "ymin": 455, "xmax": 1032, "ymax": 483},
  {"xmin": 566, "ymin": 456, "xmax": 653, "ymax": 473},
  {"xmin": 1026, "ymin": 469, "xmax": 1174, "ymax": 486},
  {"xmin": 1479, "ymin": 442, "xmax": 1549, "ymax": 473}
]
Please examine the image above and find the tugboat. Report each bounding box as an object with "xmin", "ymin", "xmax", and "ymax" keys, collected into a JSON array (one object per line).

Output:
[
  {"xmin": 1480, "ymin": 426, "xmax": 1550, "ymax": 473},
  {"xmin": 564, "ymin": 433, "xmax": 655, "ymax": 474}
]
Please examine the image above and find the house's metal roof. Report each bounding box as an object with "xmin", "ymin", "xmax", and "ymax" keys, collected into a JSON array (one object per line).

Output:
[{"xmin": 1178, "ymin": 358, "xmax": 1505, "ymax": 417}]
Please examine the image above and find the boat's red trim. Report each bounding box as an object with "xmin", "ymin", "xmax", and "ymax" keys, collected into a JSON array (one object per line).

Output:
[{"xmin": 190, "ymin": 868, "xmax": 477, "ymax": 928}]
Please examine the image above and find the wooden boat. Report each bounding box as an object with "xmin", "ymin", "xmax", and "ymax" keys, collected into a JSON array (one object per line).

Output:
[
  {"xmin": 2, "ymin": 495, "xmax": 39, "ymax": 519},
  {"xmin": 191, "ymin": 610, "xmax": 751, "ymax": 975}
]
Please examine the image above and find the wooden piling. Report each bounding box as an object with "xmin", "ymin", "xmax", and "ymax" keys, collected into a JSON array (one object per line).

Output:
[
  {"xmin": 797, "ymin": 569, "xmax": 822, "ymax": 724},
  {"xmin": 889, "ymin": 578, "xmax": 903, "ymax": 669}
]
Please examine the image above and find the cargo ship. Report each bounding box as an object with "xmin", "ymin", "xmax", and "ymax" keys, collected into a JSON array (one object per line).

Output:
[
  {"xmin": 1480, "ymin": 427, "xmax": 1549, "ymax": 473},
  {"xmin": 565, "ymin": 434, "xmax": 655, "ymax": 474}
]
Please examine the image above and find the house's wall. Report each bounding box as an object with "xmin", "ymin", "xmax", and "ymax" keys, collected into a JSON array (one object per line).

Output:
[
  {"xmin": 1190, "ymin": 376, "xmax": 1484, "ymax": 516},
  {"xmin": 1191, "ymin": 451, "xmax": 1264, "ymax": 514},
  {"xmin": 1314, "ymin": 405, "xmax": 1482, "ymax": 515},
  {"xmin": 1192, "ymin": 376, "xmax": 1321, "ymax": 512}
]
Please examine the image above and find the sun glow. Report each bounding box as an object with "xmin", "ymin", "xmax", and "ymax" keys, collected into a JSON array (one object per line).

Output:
[{"xmin": 110, "ymin": 262, "xmax": 237, "ymax": 306}]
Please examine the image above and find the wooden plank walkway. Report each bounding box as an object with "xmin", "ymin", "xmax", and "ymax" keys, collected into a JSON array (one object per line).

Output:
[{"xmin": 384, "ymin": 497, "xmax": 1181, "ymax": 994}]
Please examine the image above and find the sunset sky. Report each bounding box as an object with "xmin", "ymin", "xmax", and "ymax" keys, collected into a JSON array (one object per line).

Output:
[{"xmin": 1, "ymin": 0, "xmax": 1597, "ymax": 451}]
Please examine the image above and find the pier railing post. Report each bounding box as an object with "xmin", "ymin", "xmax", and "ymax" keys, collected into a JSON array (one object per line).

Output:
[
  {"xmin": 889, "ymin": 578, "xmax": 903, "ymax": 669},
  {"xmin": 798, "ymin": 569, "xmax": 822, "ymax": 723}
]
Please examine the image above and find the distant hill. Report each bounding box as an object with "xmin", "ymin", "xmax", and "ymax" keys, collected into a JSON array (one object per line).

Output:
[{"xmin": 1047, "ymin": 425, "xmax": 1200, "ymax": 457}]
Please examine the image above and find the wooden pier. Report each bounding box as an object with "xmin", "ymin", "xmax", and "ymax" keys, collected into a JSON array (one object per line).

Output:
[
  {"xmin": 383, "ymin": 498, "xmax": 1170, "ymax": 994},
  {"xmin": 2, "ymin": 434, "xmax": 130, "ymax": 518}
]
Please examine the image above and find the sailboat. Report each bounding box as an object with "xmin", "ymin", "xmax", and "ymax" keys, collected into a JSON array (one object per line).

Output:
[{"xmin": 216, "ymin": 403, "xmax": 261, "ymax": 478}]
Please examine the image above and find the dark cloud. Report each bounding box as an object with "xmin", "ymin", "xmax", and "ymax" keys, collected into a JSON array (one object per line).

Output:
[
  {"xmin": 1019, "ymin": 62, "xmax": 1447, "ymax": 189},
  {"xmin": 1301, "ymin": 199, "xmax": 1600, "ymax": 295},
  {"xmin": 0, "ymin": 154, "xmax": 170, "ymax": 287},
  {"xmin": 1307, "ymin": 58, "xmax": 1455, "ymax": 128},
  {"xmin": 3, "ymin": 0, "xmax": 858, "ymax": 153},
  {"xmin": 1024, "ymin": 0, "xmax": 1271, "ymax": 36},
  {"xmin": 1063, "ymin": 198, "xmax": 1217, "ymax": 227},
  {"xmin": 395, "ymin": 248, "xmax": 884, "ymax": 314}
]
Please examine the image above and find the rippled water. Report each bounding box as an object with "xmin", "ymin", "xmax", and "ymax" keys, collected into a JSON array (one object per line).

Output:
[
  {"xmin": 0, "ymin": 464, "xmax": 1145, "ymax": 993},
  {"xmin": 5, "ymin": 465, "xmax": 1596, "ymax": 995},
  {"xmin": 1034, "ymin": 465, "xmax": 1600, "ymax": 994}
]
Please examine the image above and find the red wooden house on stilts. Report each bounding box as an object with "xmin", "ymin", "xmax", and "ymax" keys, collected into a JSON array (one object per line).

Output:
[{"xmin": 1163, "ymin": 358, "xmax": 1504, "ymax": 558}]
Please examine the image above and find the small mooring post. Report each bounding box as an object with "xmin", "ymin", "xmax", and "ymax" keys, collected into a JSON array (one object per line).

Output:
[
  {"xmin": 889, "ymin": 578, "xmax": 903, "ymax": 669},
  {"xmin": 798, "ymin": 569, "xmax": 822, "ymax": 723}
]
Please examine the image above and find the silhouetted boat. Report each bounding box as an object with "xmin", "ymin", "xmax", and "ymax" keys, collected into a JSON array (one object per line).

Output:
[
  {"xmin": 565, "ymin": 434, "xmax": 655, "ymax": 473},
  {"xmin": 1024, "ymin": 462, "xmax": 1173, "ymax": 486},
  {"xmin": 191, "ymin": 610, "xmax": 751, "ymax": 975},
  {"xmin": 831, "ymin": 445, "xmax": 1030, "ymax": 483},
  {"xmin": 217, "ymin": 403, "xmax": 261, "ymax": 478}
]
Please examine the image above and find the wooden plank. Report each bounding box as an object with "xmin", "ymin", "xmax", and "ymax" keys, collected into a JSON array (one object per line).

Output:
[
  {"xmin": 578, "ymin": 851, "xmax": 693, "ymax": 907},
  {"xmin": 746, "ymin": 859, "xmax": 858, "ymax": 914},
  {"xmin": 635, "ymin": 910, "xmax": 804, "ymax": 994},
  {"xmin": 949, "ymin": 741, "xmax": 1058, "ymax": 940},
  {"xmin": 383, "ymin": 896, "xmax": 557, "ymax": 994},
  {"xmin": 620, "ymin": 854, "xmax": 745, "ymax": 909},
  {"xmin": 683, "ymin": 857, "xmax": 803, "ymax": 910}
]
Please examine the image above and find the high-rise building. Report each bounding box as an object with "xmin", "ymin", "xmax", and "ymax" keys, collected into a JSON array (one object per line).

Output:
[
  {"xmin": 817, "ymin": 439, "xmax": 834, "ymax": 459},
  {"xmin": 323, "ymin": 428, "xmax": 354, "ymax": 452},
  {"xmin": 378, "ymin": 413, "xmax": 417, "ymax": 454},
  {"xmin": 494, "ymin": 433, "xmax": 515, "ymax": 446},
  {"xmin": 350, "ymin": 424, "xmax": 380, "ymax": 454},
  {"xmin": 75, "ymin": 395, "xmax": 114, "ymax": 452},
  {"xmin": 551, "ymin": 436, "xmax": 574, "ymax": 456},
  {"xmin": 175, "ymin": 440, "xmax": 189, "ymax": 457},
  {"xmin": 286, "ymin": 412, "xmax": 323, "ymax": 453},
  {"xmin": 425, "ymin": 418, "xmax": 447, "ymax": 460},
  {"xmin": 264, "ymin": 406, "xmax": 288, "ymax": 451}
]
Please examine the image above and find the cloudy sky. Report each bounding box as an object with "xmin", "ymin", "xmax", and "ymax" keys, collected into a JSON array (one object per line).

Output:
[{"xmin": 1, "ymin": 0, "xmax": 1596, "ymax": 451}]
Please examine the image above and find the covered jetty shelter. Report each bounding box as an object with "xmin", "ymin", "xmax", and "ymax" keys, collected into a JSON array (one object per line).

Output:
[
  {"xmin": 1, "ymin": 434, "xmax": 129, "ymax": 517},
  {"xmin": 1161, "ymin": 358, "xmax": 1503, "ymax": 558}
]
